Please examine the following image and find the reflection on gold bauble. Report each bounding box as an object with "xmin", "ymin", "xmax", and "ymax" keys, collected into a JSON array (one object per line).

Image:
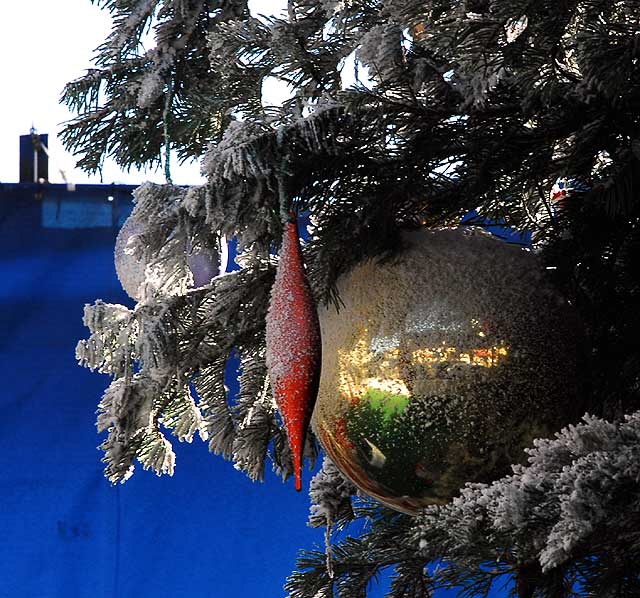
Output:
[{"xmin": 311, "ymin": 228, "xmax": 585, "ymax": 515}]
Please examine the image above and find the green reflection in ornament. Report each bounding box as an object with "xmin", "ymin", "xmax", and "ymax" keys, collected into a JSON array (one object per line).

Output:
[
  {"xmin": 344, "ymin": 387, "xmax": 449, "ymax": 500},
  {"xmin": 362, "ymin": 388, "xmax": 410, "ymax": 420}
]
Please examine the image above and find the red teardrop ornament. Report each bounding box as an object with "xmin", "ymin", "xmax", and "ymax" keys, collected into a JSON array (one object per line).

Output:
[{"xmin": 265, "ymin": 213, "xmax": 321, "ymax": 491}]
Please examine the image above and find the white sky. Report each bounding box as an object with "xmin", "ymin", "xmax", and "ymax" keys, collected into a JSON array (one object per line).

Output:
[{"xmin": 0, "ymin": 0, "xmax": 288, "ymax": 186}]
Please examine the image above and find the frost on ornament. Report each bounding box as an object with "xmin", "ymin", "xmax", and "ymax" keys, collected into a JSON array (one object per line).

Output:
[
  {"xmin": 311, "ymin": 228, "xmax": 586, "ymax": 515},
  {"xmin": 266, "ymin": 214, "xmax": 321, "ymax": 492},
  {"xmin": 114, "ymin": 214, "xmax": 148, "ymax": 301}
]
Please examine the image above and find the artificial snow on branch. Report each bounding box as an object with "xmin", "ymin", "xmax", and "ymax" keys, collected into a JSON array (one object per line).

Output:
[{"xmin": 411, "ymin": 411, "xmax": 640, "ymax": 584}]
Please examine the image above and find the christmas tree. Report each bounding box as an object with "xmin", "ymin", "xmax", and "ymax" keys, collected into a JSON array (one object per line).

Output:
[{"xmin": 62, "ymin": 1, "xmax": 640, "ymax": 596}]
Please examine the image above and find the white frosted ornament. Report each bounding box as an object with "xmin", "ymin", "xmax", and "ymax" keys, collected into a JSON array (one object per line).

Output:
[
  {"xmin": 311, "ymin": 228, "xmax": 585, "ymax": 515},
  {"xmin": 115, "ymin": 210, "xmax": 225, "ymax": 301}
]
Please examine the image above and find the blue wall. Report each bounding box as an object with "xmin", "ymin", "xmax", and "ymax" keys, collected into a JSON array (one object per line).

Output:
[{"xmin": 0, "ymin": 188, "xmax": 327, "ymax": 598}]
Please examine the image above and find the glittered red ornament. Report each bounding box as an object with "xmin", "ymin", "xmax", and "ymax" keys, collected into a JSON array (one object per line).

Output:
[{"xmin": 266, "ymin": 212, "xmax": 321, "ymax": 491}]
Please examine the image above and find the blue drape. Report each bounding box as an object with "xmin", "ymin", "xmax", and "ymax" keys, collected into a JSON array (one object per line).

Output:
[{"xmin": 0, "ymin": 190, "xmax": 325, "ymax": 598}]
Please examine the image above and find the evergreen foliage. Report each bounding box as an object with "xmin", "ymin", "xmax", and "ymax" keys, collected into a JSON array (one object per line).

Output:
[{"xmin": 64, "ymin": 0, "xmax": 640, "ymax": 595}]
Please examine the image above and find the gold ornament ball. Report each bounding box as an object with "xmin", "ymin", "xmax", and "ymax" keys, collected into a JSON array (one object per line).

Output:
[{"xmin": 311, "ymin": 228, "xmax": 585, "ymax": 514}]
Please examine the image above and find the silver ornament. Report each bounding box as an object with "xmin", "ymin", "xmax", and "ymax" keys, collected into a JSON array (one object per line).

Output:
[{"xmin": 114, "ymin": 209, "xmax": 227, "ymax": 301}]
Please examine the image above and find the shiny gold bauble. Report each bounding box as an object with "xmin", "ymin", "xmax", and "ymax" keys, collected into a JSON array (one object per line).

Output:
[{"xmin": 311, "ymin": 228, "xmax": 585, "ymax": 514}]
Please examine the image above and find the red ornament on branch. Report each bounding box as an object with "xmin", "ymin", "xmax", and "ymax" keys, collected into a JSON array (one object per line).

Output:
[{"xmin": 266, "ymin": 212, "xmax": 322, "ymax": 491}]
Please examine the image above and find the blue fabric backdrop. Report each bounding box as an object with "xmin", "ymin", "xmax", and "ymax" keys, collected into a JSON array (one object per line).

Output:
[{"xmin": 0, "ymin": 190, "xmax": 331, "ymax": 598}]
